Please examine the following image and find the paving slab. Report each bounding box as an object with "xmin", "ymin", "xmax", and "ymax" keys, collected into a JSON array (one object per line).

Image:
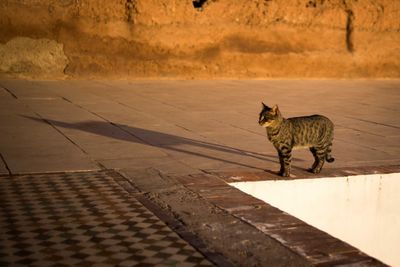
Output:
[
  {"xmin": 0, "ymin": 155, "xmax": 9, "ymax": 174},
  {"xmin": 0, "ymin": 109, "xmax": 99, "ymax": 173},
  {"xmin": 0, "ymin": 80, "xmax": 56, "ymax": 99},
  {"xmin": 99, "ymin": 157, "xmax": 200, "ymax": 176}
]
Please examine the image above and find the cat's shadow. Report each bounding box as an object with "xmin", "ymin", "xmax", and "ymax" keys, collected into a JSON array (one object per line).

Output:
[{"xmin": 23, "ymin": 116, "xmax": 294, "ymax": 170}]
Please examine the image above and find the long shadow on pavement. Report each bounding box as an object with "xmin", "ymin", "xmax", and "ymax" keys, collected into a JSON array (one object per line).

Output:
[{"xmin": 24, "ymin": 116, "xmax": 302, "ymax": 170}]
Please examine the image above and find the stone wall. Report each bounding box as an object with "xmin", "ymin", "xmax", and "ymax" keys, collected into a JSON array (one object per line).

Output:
[{"xmin": 1, "ymin": 0, "xmax": 399, "ymax": 79}]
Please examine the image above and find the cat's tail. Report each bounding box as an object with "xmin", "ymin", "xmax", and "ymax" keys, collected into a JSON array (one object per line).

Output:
[
  {"xmin": 326, "ymin": 154, "xmax": 335, "ymax": 163},
  {"xmin": 325, "ymin": 144, "xmax": 335, "ymax": 163}
]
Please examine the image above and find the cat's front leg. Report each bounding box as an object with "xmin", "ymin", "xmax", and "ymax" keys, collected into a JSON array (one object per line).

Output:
[
  {"xmin": 278, "ymin": 147, "xmax": 292, "ymax": 177},
  {"xmin": 278, "ymin": 156, "xmax": 285, "ymax": 175}
]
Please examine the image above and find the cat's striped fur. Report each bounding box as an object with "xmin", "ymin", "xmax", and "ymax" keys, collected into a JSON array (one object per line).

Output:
[{"xmin": 259, "ymin": 103, "xmax": 334, "ymax": 177}]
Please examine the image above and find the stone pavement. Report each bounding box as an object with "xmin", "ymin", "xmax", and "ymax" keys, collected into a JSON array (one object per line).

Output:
[
  {"xmin": 1, "ymin": 79, "xmax": 399, "ymax": 176},
  {"xmin": 0, "ymin": 79, "xmax": 399, "ymax": 266}
]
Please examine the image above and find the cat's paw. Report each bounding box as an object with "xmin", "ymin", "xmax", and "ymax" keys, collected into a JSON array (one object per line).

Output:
[
  {"xmin": 280, "ymin": 171, "xmax": 291, "ymax": 177},
  {"xmin": 308, "ymin": 168, "xmax": 321, "ymax": 174}
]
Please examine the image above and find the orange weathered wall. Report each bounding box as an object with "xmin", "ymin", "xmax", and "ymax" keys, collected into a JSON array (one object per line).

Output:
[{"xmin": 1, "ymin": 0, "xmax": 399, "ymax": 79}]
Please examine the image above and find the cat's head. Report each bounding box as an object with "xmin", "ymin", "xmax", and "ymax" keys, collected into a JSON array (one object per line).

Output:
[{"xmin": 259, "ymin": 102, "xmax": 281, "ymax": 127}]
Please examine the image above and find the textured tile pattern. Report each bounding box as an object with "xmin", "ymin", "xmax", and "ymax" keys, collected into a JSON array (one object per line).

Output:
[{"xmin": 0, "ymin": 171, "xmax": 213, "ymax": 267}]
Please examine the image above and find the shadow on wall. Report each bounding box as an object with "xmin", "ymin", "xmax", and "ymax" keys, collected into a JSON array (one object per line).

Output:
[{"xmin": 24, "ymin": 116, "xmax": 289, "ymax": 170}]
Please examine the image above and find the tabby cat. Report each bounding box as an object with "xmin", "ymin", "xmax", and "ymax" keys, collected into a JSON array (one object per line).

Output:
[{"xmin": 259, "ymin": 103, "xmax": 334, "ymax": 177}]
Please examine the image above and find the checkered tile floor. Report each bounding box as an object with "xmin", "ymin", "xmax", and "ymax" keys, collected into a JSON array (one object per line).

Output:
[{"xmin": 0, "ymin": 171, "xmax": 213, "ymax": 267}]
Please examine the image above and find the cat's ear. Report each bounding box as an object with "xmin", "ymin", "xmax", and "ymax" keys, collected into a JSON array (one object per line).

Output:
[
  {"xmin": 272, "ymin": 105, "xmax": 279, "ymax": 114},
  {"xmin": 262, "ymin": 102, "xmax": 268, "ymax": 109}
]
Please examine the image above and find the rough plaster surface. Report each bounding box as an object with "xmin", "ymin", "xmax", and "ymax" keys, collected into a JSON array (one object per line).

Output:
[
  {"xmin": 0, "ymin": 0, "xmax": 399, "ymax": 78},
  {"xmin": 0, "ymin": 37, "xmax": 68, "ymax": 78}
]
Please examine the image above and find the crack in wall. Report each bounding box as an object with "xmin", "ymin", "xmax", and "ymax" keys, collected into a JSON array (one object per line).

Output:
[
  {"xmin": 125, "ymin": 0, "xmax": 137, "ymax": 23},
  {"xmin": 341, "ymin": 0, "xmax": 355, "ymax": 53},
  {"xmin": 345, "ymin": 8, "xmax": 355, "ymax": 52}
]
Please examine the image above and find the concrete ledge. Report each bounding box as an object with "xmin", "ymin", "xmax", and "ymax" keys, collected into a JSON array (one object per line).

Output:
[{"xmin": 176, "ymin": 166, "xmax": 399, "ymax": 266}]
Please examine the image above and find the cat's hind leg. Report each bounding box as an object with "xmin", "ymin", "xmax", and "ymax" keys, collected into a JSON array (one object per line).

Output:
[
  {"xmin": 308, "ymin": 146, "xmax": 325, "ymax": 174},
  {"xmin": 308, "ymin": 147, "xmax": 319, "ymax": 172},
  {"xmin": 325, "ymin": 142, "xmax": 335, "ymax": 163}
]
